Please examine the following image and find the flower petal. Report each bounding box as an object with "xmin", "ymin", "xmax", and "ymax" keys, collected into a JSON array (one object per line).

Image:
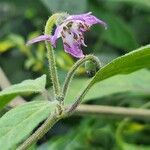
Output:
[
  {"xmin": 83, "ymin": 15, "xmax": 107, "ymax": 29},
  {"xmin": 66, "ymin": 12, "xmax": 92, "ymax": 22},
  {"xmin": 26, "ymin": 35, "xmax": 51, "ymax": 45},
  {"xmin": 66, "ymin": 12, "xmax": 107, "ymax": 29},
  {"xmin": 51, "ymin": 26, "xmax": 63, "ymax": 47},
  {"xmin": 64, "ymin": 42, "xmax": 84, "ymax": 58}
]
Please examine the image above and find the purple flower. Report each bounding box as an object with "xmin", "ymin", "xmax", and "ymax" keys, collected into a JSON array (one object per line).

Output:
[{"xmin": 27, "ymin": 12, "xmax": 107, "ymax": 58}]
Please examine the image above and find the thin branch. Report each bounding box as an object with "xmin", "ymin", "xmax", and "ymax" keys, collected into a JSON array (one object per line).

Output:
[
  {"xmin": 62, "ymin": 55, "xmax": 101, "ymax": 98},
  {"xmin": 75, "ymin": 104, "xmax": 150, "ymax": 119}
]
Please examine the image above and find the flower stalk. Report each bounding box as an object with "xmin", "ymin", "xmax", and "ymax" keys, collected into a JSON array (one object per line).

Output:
[
  {"xmin": 44, "ymin": 14, "xmax": 61, "ymax": 98},
  {"xmin": 17, "ymin": 112, "xmax": 65, "ymax": 150},
  {"xmin": 62, "ymin": 54, "xmax": 101, "ymax": 98}
]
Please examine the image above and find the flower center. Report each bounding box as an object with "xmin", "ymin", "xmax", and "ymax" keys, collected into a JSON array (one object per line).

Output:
[{"xmin": 60, "ymin": 21, "xmax": 89, "ymax": 48}]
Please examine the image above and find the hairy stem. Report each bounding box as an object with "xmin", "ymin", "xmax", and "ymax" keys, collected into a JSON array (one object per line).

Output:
[
  {"xmin": 44, "ymin": 15, "xmax": 61, "ymax": 97},
  {"xmin": 75, "ymin": 104, "xmax": 150, "ymax": 119},
  {"xmin": 67, "ymin": 83, "xmax": 91, "ymax": 114},
  {"xmin": 17, "ymin": 113, "xmax": 63, "ymax": 150},
  {"xmin": 17, "ymin": 14, "xmax": 64, "ymax": 150},
  {"xmin": 62, "ymin": 55, "xmax": 101, "ymax": 98}
]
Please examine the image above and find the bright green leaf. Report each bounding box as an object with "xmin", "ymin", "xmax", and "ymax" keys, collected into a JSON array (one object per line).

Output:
[
  {"xmin": 0, "ymin": 75, "xmax": 46, "ymax": 108},
  {"xmin": 0, "ymin": 101, "xmax": 57, "ymax": 150},
  {"xmin": 90, "ymin": 44, "xmax": 150, "ymax": 86},
  {"xmin": 66, "ymin": 69, "xmax": 150, "ymax": 104},
  {"xmin": 65, "ymin": 44, "xmax": 150, "ymax": 104},
  {"xmin": 0, "ymin": 40, "xmax": 15, "ymax": 53}
]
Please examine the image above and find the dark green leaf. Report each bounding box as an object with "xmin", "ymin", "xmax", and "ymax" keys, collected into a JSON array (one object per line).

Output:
[
  {"xmin": 110, "ymin": 0, "xmax": 150, "ymax": 9},
  {"xmin": 0, "ymin": 75, "xmax": 46, "ymax": 108},
  {"xmin": 90, "ymin": 44, "xmax": 150, "ymax": 86},
  {"xmin": 102, "ymin": 13, "xmax": 138, "ymax": 50},
  {"xmin": 0, "ymin": 101, "xmax": 57, "ymax": 150}
]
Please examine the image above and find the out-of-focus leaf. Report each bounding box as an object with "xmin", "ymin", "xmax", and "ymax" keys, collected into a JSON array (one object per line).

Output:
[
  {"xmin": 110, "ymin": 0, "xmax": 150, "ymax": 9},
  {"xmin": 7, "ymin": 34, "xmax": 29, "ymax": 55},
  {"xmin": 0, "ymin": 75, "xmax": 46, "ymax": 108},
  {"xmin": 40, "ymin": 0, "xmax": 87, "ymax": 13},
  {"xmin": 121, "ymin": 143, "xmax": 150, "ymax": 150},
  {"xmin": 102, "ymin": 13, "xmax": 138, "ymax": 50},
  {"xmin": 65, "ymin": 69, "xmax": 150, "ymax": 104},
  {"xmin": 116, "ymin": 119, "xmax": 150, "ymax": 150},
  {"xmin": 38, "ymin": 118, "xmax": 114, "ymax": 150},
  {"xmin": 0, "ymin": 40, "xmax": 15, "ymax": 53},
  {"xmin": 0, "ymin": 101, "xmax": 57, "ymax": 150},
  {"xmin": 56, "ymin": 52, "xmax": 85, "ymax": 74}
]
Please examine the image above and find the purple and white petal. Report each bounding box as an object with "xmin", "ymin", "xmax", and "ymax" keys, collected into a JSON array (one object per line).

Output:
[
  {"xmin": 51, "ymin": 26, "xmax": 63, "ymax": 47},
  {"xmin": 65, "ymin": 12, "xmax": 107, "ymax": 29},
  {"xmin": 66, "ymin": 12, "xmax": 92, "ymax": 22},
  {"xmin": 26, "ymin": 35, "xmax": 51, "ymax": 45},
  {"xmin": 83, "ymin": 14, "xmax": 107, "ymax": 29},
  {"xmin": 26, "ymin": 12, "xmax": 107, "ymax": 58},
  {"xmin": 64, "ymin": 42, "xmax": 84, "ymax": 58}
]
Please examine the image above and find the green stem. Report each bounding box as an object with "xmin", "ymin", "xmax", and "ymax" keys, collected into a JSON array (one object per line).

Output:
[
  {"xmin": 75, "ymin": 104, "xmax": 150, "ymax": 119},
  {"xmin": 17, "ymin": 113, "xmax": 63, "ymax": 150},
  {"xmin": 17, "ymin": 14, "xmax": 65, "ymax": 150},
  {"xmin": 44, "ymin": 14, "xmax": 61, "ymax": 98},
  {"xmin": 67, "ymin": 82, "xmax": 91, "ymax": 114},
  {"xmin": 62, "ymin": 55, "xmax": 101, "ymax": 99}
]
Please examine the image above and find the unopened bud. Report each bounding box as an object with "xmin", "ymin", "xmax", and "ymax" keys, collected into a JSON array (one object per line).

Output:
[{"xmin": 85, "ymin": 61, "xmax": 99, "ymax": 77}]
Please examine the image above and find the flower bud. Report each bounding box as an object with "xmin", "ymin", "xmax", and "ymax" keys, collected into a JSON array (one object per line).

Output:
[{"xmin": 85, "ymin": 61, "xmax": 99, "ymax": 77}]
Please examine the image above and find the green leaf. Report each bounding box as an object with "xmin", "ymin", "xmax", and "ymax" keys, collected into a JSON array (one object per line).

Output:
[
  {"xmin": 0, "ymin": 40, "xmax": 15, "ymax": 53},
  {"xmin": 122, "ymin": 143, "xmax": 150, "ymax": 150},
  {"xmin": 102, "ymin": 13, "xmax": 138, "ymax": 50},
  {"xmin": 65, "ymin": 44, "xmax": 150, "ymax": 104},
  {"xmin": 116, "ymin": 119, "xmax": 150, "ymax": 150},
  {"xmin": 0, "ymin": 75, "xmax": 46, "ymax": 108},
  {"xmin": 0, "ymin": 101, "xmax": 57, "ymax": 150},
  {"xmin": 90, "ymin": 44, "xmax": 150, "ymax": 86},
  {"xmin": 66, "ymin": 69, "xmax": 150, "ymax": 104},
  {"xmin": 110, "ymin": 0, "xmax": 150, "ymax": 9},
  {"xmin": 40, "ymin": 0, "xmax": 87, "ymax": 13}
]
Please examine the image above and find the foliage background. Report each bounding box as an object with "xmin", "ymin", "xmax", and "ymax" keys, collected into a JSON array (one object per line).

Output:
[{"xmin": 0, "ymin": 0, "xmax": 150, "ymax": 149}]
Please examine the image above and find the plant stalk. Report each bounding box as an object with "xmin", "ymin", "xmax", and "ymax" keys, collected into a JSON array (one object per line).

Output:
[
  {"xmin": 62, "ymin": 55, "xmax": 101, "ymax": 98},
  {"xmin": 75, "ymin": 104, "xmax": 150, "ymax": 119},
  {"xmin": 44, "ymin": 15, "xmax": 61, "ymax": 98},
  {"xmin": 17, "ymin": 113, "xmax": 63, "ymax": 150}
]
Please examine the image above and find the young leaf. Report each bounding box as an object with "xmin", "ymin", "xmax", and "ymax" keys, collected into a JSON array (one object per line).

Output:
[
  {"xmin": 90, "ymin": 44, "xmax": 150, "ymax": 86},
  {"xmin": 0, "ymin": 75, "xmax": 46, "ymax": 108},
  {"xmin": 66, "ymin": 69, "xmax": 150, "ymax": 104},
  {"xmin": 0, "ymin": 101, "xmax": 57, "ymax": 150}
]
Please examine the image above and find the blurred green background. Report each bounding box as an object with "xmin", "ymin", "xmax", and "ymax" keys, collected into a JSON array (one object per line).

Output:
[{"xmin": 0, "ymin": 0, "xmax": 150, "ymax": 149}]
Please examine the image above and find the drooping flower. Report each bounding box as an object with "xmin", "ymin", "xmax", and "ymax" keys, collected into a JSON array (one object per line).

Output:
[{"xmin": 27, "ymin": 12, "xmax": 107, "ymax": 58}]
